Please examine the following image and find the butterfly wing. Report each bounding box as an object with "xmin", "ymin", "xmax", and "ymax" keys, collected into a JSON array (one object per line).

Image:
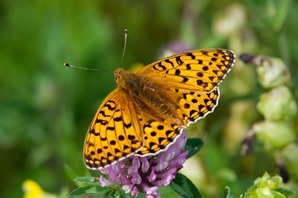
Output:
[
  {"xmin": 138, "ymin": 49, "xmax": 235, "ymax": 92},
  {"xmin": 132, "ymin": 49, "xmax": 235, "ymax": 155},
  {"xmin": 131, "ymin": 101, "xmax": 182, "ymax": 156},
  {"xmin": 137, "ymin": 49, "xmax": 235, "ymax": 125},
  {"xmin": 133, "ymin": 88, "xmax": 220, "ymax": 156},
  {"xmin": 83, "ymin": 89, "xmax": 144, "ymax": 170},
  {"xmin": 175, "ymin": 88, "xmax": 220, "ymax": 125}
]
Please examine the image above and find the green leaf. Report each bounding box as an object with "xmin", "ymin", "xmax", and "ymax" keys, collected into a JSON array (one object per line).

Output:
[
  {"xmin": 184, "ymin": 138, "xmax": 204, "ymax": 159},
  {"xmin": 225, "ymin": 186, "xmax": 234, "ymax": 198},
  {"xmin": 275, "ymin": 188, "xmax": 295, "ymax": 197},
  {"xmin": 69, "ymin": 185, "xmax": 110, "ymax": 197},
  {"xmin": 273, "ymin": 0, "xmax": 291, "ymax": 31},
  {"xmin": 107, "ymin": 189, "xmax": 122, "ymax": 198},
  {"xmin": 74, "ymin": 177, "xmax": 100, "ymax": 185},
  {"xmin": 118, "ymin": 188, "xmax": 127, "ymax": 198},
  {"xmin": 64, "ymin": 163, "xmax": 79, "ymax": 181},
  {"xmin": 170, "ymin": 172, "xmax": 202, "ymax": 198}
]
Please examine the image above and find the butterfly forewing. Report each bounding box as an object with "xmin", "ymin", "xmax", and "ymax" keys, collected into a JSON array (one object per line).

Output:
[{"xmin": 138, "ymin": 49, "xmax": 235, "ymax": 92}]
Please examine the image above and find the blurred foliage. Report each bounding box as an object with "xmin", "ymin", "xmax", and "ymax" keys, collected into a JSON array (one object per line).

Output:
[{"xmin": 0, "ymin": 0, "xmax": 297, "ymax": 197}]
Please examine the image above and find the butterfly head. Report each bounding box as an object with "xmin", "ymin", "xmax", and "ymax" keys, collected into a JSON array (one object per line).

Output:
[{"xmin": 114, "ymin": 68, "xmax": 132, "ymax": 91}]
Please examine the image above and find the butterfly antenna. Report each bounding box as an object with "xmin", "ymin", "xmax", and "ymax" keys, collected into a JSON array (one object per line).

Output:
[
  {"xmin": 119, "ymin": 29, "xmax": 128, "ymax": 68},
  {"xmin": 64, "ymin": 63, "xmax": 111, "ymax": 71},
  {"xmin": 65, "ymin": 29, "xmax": 128, "ymax": 71}
]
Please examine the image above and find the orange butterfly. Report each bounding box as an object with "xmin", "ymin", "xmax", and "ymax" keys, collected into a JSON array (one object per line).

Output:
[{"xmin": 83, "ymin": 49, "xmax": 235, "ymax": 170}]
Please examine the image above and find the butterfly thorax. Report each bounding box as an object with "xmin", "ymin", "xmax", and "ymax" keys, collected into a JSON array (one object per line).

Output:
[
  {"xmin": 114, "ymin": 68, "xmax": 183, "ymax": 125},
  {"xmin": 114, "ymin": 68, "xmax": 158, "ymax": 95},
  {"xmin": 114, "ymin": 68, "xmax": 141, "ymax": 93}
]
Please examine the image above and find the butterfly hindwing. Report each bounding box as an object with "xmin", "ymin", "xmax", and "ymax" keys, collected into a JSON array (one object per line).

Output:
[
  {"xmin": 83, "ymin": 89, "xmax": 143, "ymax": 169},
  {"xmin": 134, "ymin": 109, "xmax": 181, "ymax": 156},
  {"xmin": 175, "ymin": 88, "xmax": 220, "ymax": 125}
]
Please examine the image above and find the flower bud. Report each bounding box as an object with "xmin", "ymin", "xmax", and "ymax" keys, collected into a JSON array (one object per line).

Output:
[
  {"xmin": 256, "ymin": 57, "xmax": 290, "ymax": 89},
  {"xmin": 257, "ymin": 86, "xmax": 297, "ymax": 121},
  {"xmin": 244, "ymin": 172, "xmax": 294, "ymax": 197},
  {"xmin": 253, "ymin": 121, "xmax": 296, "ymax": 150},
  {"xmin": 239, "ymin": 54, "xmax": 290, "ymax": 89}
]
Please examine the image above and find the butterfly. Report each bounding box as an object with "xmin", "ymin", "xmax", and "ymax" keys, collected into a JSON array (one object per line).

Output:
[{"xmin": 83, "ymin": 49, "xmax": 235, "ymax": 170}]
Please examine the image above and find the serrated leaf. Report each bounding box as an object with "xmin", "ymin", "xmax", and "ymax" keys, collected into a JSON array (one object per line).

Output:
[
  {"xmin": 170, "ymin": 173, "xmax": 202, "ymax": 198},
  {"xmin": 69, "ymin": 185, "xmax": 109, "ymax": 197},
  {"xmin": 184, "ymin": 138, "xmax": 204, "ymax": 159},
  {"xmin": 74, "ymin": 177, "xmax": 100, "ymax": 185}
]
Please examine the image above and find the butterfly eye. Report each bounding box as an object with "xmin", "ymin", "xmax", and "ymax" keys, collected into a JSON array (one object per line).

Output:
[
  {"xmin": 114, "ymin": 72, "xmax": 121, "ymax": 83},
  {"xmin": 114, "ymin": 68, "xmax": 125, "ymax": 84}
]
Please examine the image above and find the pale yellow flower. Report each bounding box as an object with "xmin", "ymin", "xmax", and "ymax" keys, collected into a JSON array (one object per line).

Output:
[{"xmin": 22, "ymin": 180, "xmax": 57, "ymax": 198}]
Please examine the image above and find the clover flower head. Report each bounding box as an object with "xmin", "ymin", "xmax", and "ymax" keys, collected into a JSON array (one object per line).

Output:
[{"xmin": 99, "ymin": 130, "xmax": 188, "ymax": 197}]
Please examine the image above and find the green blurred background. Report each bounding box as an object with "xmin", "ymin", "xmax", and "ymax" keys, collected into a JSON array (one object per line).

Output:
[{"xmin": 0, "ymin": 0, "xmax": 297, "ymax": 197}]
